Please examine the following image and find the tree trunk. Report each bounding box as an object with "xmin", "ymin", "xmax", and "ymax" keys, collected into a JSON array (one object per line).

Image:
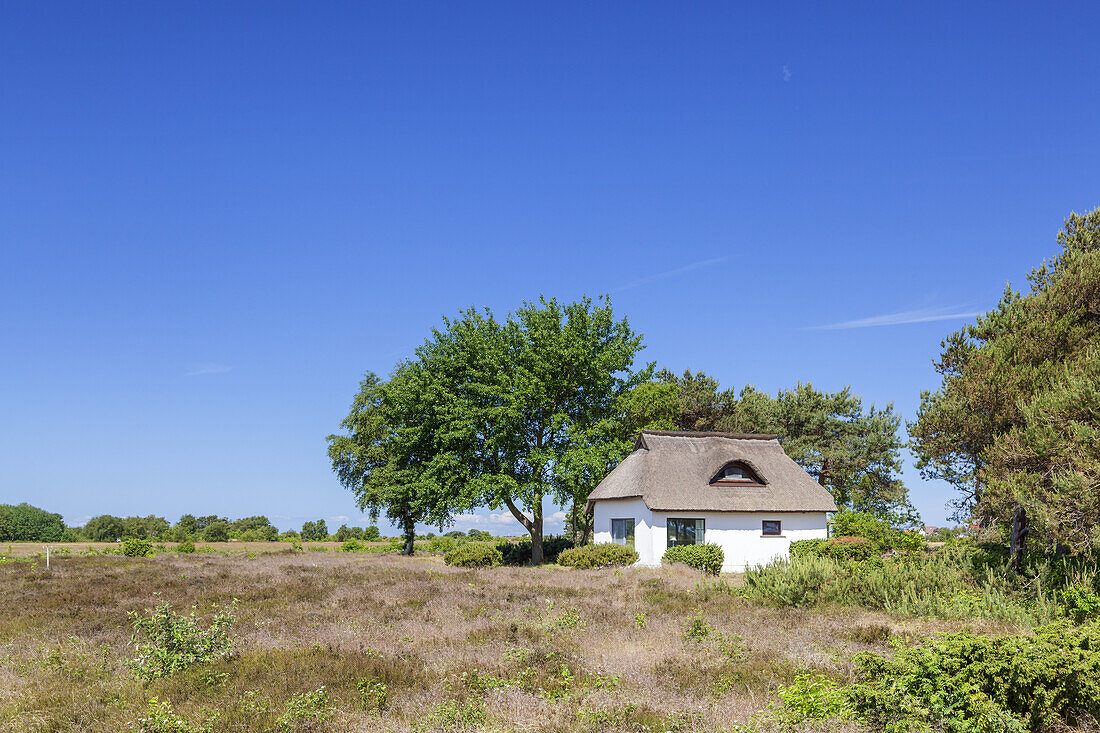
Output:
[
  {"xmin": 571, "ymin": 502, "xmax": 579, "ymax": 548},
  {"xmin": 818, "ymin": 457, "xmax": 829, "ymax": 487},
  {"xmin": 503, "ymin": 493, "xmax": 544, "ymax": 564},
  {"xmin": 401, "ymin": 514, "xmax": 416, "ymax": 556},
  {"xmin": 1009, "ymin": 504, "xmax": 1028, "ymax": 572},
  {"xmin": 531, "ymin": 501, "xmax": 544, "ymax": 565}
]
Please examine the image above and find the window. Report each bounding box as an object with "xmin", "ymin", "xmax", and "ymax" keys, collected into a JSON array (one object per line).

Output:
[
  {"xmin": 611, "ymin": 518, "xmax": 635, "ymax": 549},
  {"xmin": 667, "ymin": 518, "xmax": 705, "ymax": 547},
  {"xmin": 761, "ymin": 520, "xmax": 782, "ymax": 537},
  {"xmin": 712, "ymin": 461, "xmax": 762, "ymax": 484},
  {"xmin": 721, "ymin": 465, "xmax": 751, "ymax": 481}
]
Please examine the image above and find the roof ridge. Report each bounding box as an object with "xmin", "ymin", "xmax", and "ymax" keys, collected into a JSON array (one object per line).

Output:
[{"xmin": 639, "ymin": 429, "xmax": 778, "ymax": 441}]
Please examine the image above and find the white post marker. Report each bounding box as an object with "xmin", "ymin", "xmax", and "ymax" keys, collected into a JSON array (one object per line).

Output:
[{"xmin": 45, "ymin": 545, "xmax": 50, "ymax": 570}]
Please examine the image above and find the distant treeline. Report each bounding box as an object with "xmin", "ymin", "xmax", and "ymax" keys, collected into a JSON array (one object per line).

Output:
[{"xmin": 0, "ymin": 502, "xmax": 497, "ymax": 544}]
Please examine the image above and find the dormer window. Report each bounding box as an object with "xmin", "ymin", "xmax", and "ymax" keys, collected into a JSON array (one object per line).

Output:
[
  {"xmin": 711, "ymin": 461, "xmax": 763, "ymax": 485},
  {"xmin": 721, "ymin": 465, "xmax": 751, "ymax": 481}
]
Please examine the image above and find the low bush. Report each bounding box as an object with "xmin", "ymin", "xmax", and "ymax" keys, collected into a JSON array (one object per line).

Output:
[
  {"xmin": 789, "ymin": 538, "xmax": 825, "ymax": 558},
  {"xmin": 426, "ymin": 536, "xmax": 457, "ymax": 553},
  {"xmin": 663, "ymin": 544, "xmax": 724, "ymax": 575},
  {"xmin": 823, "ymin": 536, "xmax": 878, "ymax": 561},
  {"xmin": 126, "ymin": 602, "xmax": 236, "ymax": 681},
  {"xmin": 497, "ymin": 535, "xmax": 573, "ymax": 565},
  {"xmin": 340, "ymin": 539, "xmax": 365, "ymax": 552},
  {"xmin": 444, "ymin": 542, "xmax": 502, "ymax": 568},
  {"xmin": 745, "ymin": 550, "xmax": 1040, "ymax": 623},
  {"xmin": 123, "ymin": 538, "xmax": 154, "ymax": 557},
  {"xmin": 849, "ymin": 620, "xmax": 1100, "ymax": 731},
  {"xmin": 557, "ymin": 543, "xmax": 638, "ymax": 569},
  {"xmin": 175, "ymin": 540, "xmax": 195, "ymax": 554}
]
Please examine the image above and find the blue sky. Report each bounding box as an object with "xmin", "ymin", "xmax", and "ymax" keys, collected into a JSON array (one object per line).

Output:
[{"xmin": 2, "ymin": 2, "xmax": 1098, "ymax": 534}]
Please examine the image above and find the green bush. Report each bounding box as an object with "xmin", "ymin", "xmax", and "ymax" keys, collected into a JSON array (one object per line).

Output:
[
  {"xmin": 830, "ymin": 510, "xmax": 924, "ymax": 552},
  {"xmin": 426, "ymin": 536, "xmax": 457, "ymax": 553},
  {"xmin": 497, "ymin": 535, "xmax": 573, "ymax": 565},
  {"xmin": 745, "ymin": 550, "xmax": 1040, "ymax": 623},
  {"xmin": 792, "ymin": 534, "xmax": 885, "ymax": 561},
  {"xmin": 663, "ymin": 544, "xmax": 724, "ymax": 574},
  {"xmin": 557, "ymin": 543, "xmax": 638, "ymax": 569},
  {"xmin": 444, "ymin": 542, "xmax": 503, "ymax": 568},
  {"xmin": 125, "ymin": 602, "xmax": 236, "ymax": 681},
  {"xmin": 176, "ymin": 540, "xmax": 195, "ymax": 554},
  {"xmin": 123, "ymin": 538, "xmax": 154, "ymax": 557},
  {"xmin": 849, "ymin": 620, "xmax": 1100, "ymax": 732},
  {"xmin": 789, "ymin": 538, "xmax": 826, "ymax": 558},
  {"xmin": 340, "ymin": 539, "xmax": 365, "ymax": 552},
  {"xmin": 1062, "ymin": 581, "xmax": 1100, "ymax": 623}
]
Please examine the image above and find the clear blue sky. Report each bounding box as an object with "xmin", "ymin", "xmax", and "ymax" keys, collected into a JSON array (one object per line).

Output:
[{"xmin": 2, "ymin": 2, "xmax": 1098, "ymax": 534}]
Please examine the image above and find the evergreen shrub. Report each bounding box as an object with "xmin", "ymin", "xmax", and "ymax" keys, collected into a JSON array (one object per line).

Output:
[
  {"xmin": 663, "ymin": 544, "xmax": 724, "ymax": 574},
  {"xmin": 557, "ymin": 543, "xmax": 638, "ymax": 569},
  {"xmin": 444, "ymin": 542, "xmax": 503, "ymax": 568}
]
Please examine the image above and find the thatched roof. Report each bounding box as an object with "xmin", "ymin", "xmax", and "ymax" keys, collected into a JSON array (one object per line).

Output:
[{"xmin": 586, "ymin": 430, "xmax": 839, "ymax": 513}]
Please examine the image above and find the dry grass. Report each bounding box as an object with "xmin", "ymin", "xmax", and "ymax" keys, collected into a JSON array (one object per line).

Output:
[{"xmin": 0, "ymin": 549, "xmax": 1001, "ymax": 732}]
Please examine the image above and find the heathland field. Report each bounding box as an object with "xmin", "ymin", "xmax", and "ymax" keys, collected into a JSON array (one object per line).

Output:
[{"xmin": 0, "ymin": 547, "xmax": 1005, "ymax": 732}]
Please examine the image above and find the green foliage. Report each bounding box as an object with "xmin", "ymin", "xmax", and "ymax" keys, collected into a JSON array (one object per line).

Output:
[
  {"xmin": 831, "ymin": 510, "xmax": 925, "ymax": 552},
  {"xmin": 557, "ymin": 542, "xmax": 638, "ymax": 569},
  {"xmin": 299, "ymin": 519, "xmax": 329, "ymax": 542},
  {"xmin": 443, "ymin": 542, "xmax": 503, "ymax": 568},
  {"xmin": 793, "ymin": 535, "xmax": 878, "ymax": 561},
  {"xmin": 363, "ymin": 525, "xmax": 381, "ymax": 542},
  {"xmin": 0, "ymin": 503, "xmax": 66, "ymax": 542},
  {"xmin": 910, "ymin": 208, "xmax": 1100, "ymax": 553},
  {"xmin": 340, "ymin": 538, "xmax": 365, "ymax": 552},
  {"xmin": 768, "ymin": 673, "xmax": 853, "ymax": 727},
  {"xmin": 496, "ymin": 535, "xmax": 573, "ymax": 565},
  {"xmin": 82, "ymin": 514, "xmax": 127, "ymax": 542},
  {"xmin": 663, "ymin": 543, "xmax": 724, "ymax": 574},
  {"xmin": 848, "ymin": 621, "xmax": 1100, "ymax": 732},
  {"xmin": 329, "ymin": 295, "xmax": 652, "ymax": 564},
  {"xmin": 274, "ymin": 686, "xmax": 331, "ymax": 732},
  {"xmin": 426, "ymin": 535, "xmax": 457, "ymax": 552},
  {"xmin": 135, "ymin": 698, "xmax": 206, "ymax": 733},
  {"xmin": 1062, "ymin": 581, "xmax": 1100, "ymax": 623},
  {"xmin": 126, "ymin": 602, "xmax": 236, "ymax": 682},
  {"xmin": 744, "ymin": 548, "xmax": 1041, "ymax": 623},
  {"xmin": 123, "ymin": 538, "xmax": 154, "ymax": 557},
  {"xmin": 356, "ymin": 678, "xmax": 387, "ymax": 714}
]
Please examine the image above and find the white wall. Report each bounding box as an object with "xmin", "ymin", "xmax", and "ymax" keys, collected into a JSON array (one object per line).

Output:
[
  {"xmin": 593, "ymin": 501, "xmax": 828, "ymax": 572},
  {"xmin": 592, "ymin": 498, "xmax": 656, "ymax": 566}
]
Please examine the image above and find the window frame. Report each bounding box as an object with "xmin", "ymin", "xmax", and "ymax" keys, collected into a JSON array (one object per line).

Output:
[
  {"xmin": 761, "ymin": 519, "xmax": 782, "ymax": 537},
  {"xmin": 711, "ymin": 461, "xmax": 764, "ymax": 486},
  {"xmin": 611, "ymin": 518, "xmax": 636, "ymax": 549},
  {"xmin": 667, "ymin": 517, "xmax": 705, "ymax": 548}
]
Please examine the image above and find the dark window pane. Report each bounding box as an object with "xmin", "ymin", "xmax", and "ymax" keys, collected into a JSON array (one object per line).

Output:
[
  {"xmin": 762, "ymin": 520, "xmax": 781, "ymax": 536},
  {"xmin": 667, "ymin": 518, "xmax": 704, "ymax": 547},
  {"xmin": 611, "ymin": 518, "xmax": 635, "ymax": 549}
]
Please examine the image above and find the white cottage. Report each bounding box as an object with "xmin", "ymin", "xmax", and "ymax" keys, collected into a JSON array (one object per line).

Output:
[{"xmin": 587, "ymin": 430, "xmax": 837, "ymax": 573}]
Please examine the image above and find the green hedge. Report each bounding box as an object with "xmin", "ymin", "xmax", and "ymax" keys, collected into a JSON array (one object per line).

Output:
[
  {"xmin": 176, "ymin": 540, "xmax": 196, "ymax": 554},
  {"xmin": 662, "ymin": 544, "xmax": 724, "ymax": 575},
  {"xmin": 444, "ymin": 542, "xmax": 503, "ymax": 568},
  {"xmin": 849, "ymin": 620, "xmax": 1100, "ymax": 731},
  {"xmin": 791, "ymin": 536, "xmax": 878, "ymax": 562},
  {"xmin": 557, "ymin": 543, "xmax": 638, "ymax": 569},
  {"xmin": 496, "ymin": 535, "xmax": 573, "ymax": 565},
  {"xmin": 122, "ymin": 538, "xmax": 153, "ymax": 557}
]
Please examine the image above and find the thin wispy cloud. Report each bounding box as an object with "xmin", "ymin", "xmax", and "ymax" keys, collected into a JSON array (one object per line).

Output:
[
  {"xmin": 615, "ymin": 256, "xmax": 729, "ymax": 293},
  {"xmin": 186, "ymin": 364, "xmax": 232, "ymax": 376},
  {"xmin": 810, "ymin": 306, "xmax": 980, "ymax": 330},
  {"xmin": 782, "ymin": 65, "xmax": 792, "ymax": 81}
]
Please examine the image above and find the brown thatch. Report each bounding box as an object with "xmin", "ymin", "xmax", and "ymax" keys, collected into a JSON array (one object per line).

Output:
[{"xmin": 587, "ymin": 430, "xmax": 839, "ymax": 513}]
